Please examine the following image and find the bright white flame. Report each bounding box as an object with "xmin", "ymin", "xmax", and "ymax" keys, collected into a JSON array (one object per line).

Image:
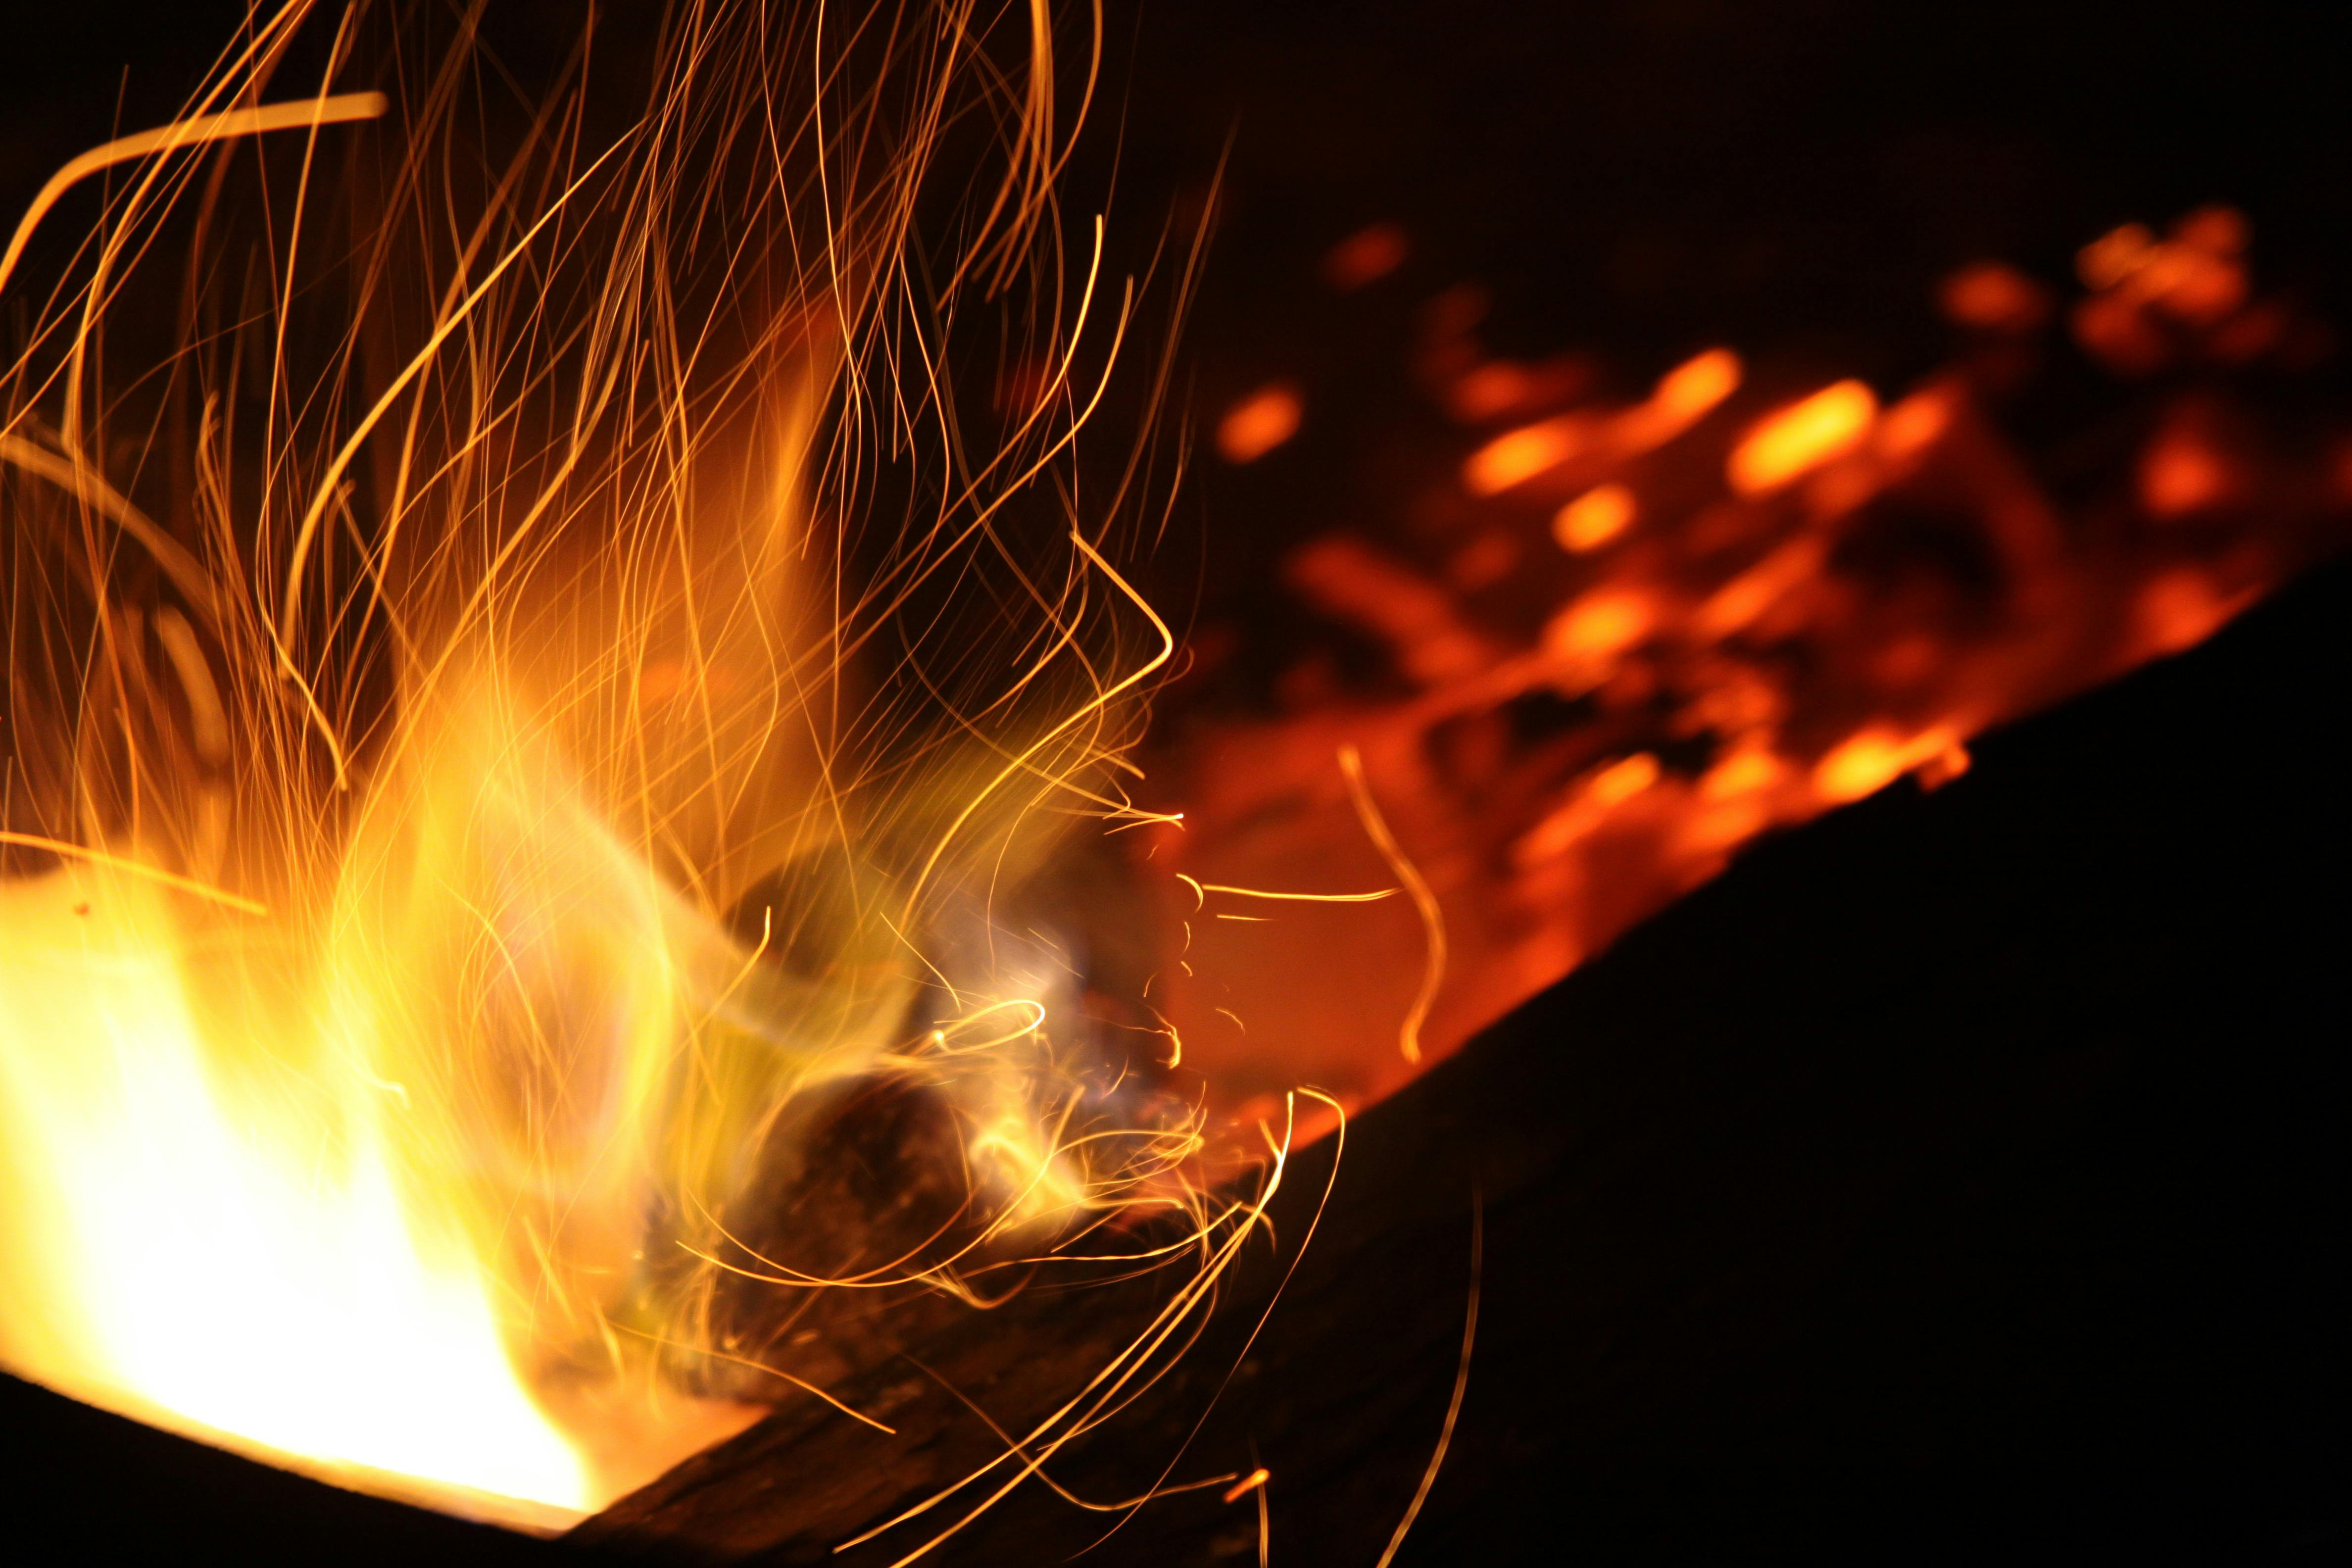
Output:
[{"xmin": 0, "ymin": 868, "xmax": 589, "ymax": 1518}]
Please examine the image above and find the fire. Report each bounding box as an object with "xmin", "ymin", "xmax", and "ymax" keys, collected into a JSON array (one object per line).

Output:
[
  {"xmin": 1464, "ymin": 414, "xmax": 1587, "ymax": 495},
  {"xmin": 1463, "ymin": 346, "xmax": 1743, "ymax": 496},
  {"xmin": 1812, "ymin": 725, "xmax": 1966, "ymax": 805},
  {"xmin": 0, "ymin": 867, "xmax": 595, "ymax": 1514},
  {"xmin": 1545, "ymin": 585, "xmax": 1655, "ymax": 668},
  {"xmin": 1636, "ymin": 347, "xmax": 1743, "ymax": 439},
  {"xmin": 1, "ymin": 0, "xmax": 1210, "ymax": 1533},
  {"xmin": 1553, "ymin": 483, "xmax": 1636, "ymax": 552},
  {"xmin": 1218, "ymin": 382, "xmax": 1306, "ymax": 463},
  {"xmin": 1726, "ymin": 380, "xmax": 1878, "ymax": 495}
]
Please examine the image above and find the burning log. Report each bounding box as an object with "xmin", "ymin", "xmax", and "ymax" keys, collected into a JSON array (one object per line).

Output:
[{"xmin": 570, "ymin": 554, "xmax": 2352, "ymax": 1561}]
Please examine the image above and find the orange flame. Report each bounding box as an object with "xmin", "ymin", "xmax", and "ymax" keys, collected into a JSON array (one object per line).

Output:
[{"xmin": 0, "ymin": 0, "xmax": 1211, "ymax": 1531}]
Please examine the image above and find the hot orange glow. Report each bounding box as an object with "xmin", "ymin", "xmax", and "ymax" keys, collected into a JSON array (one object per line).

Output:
[
  {"xmin": 1451, "ymin": 363, "xmax": 1539, "ymax": 422},
  {"xmin": 0, "ymin": 871, "xmax": 607, "ymax": 1519},
  {"xmin": 1545, "ymin": 586, "xmax": 1655, "ymax": 666},
  {"xmin": 1464, "ymin": 349, "xmax": 1739, "ymax": 495},
  {"xmin": 1939, "ymin": 260, "xmax": 2052, "ymax": 332},
  {"xmin": 1516, "ymin": 752, "xmax": 1661, "ymax": 866},
  {"xmin": 2137, "ymin": 570, "xmax": 2247, "ymax": 655},
  {"xmin": 1813, "ymin": 725, "xmax": 1964, "ymax": 804},
  {"xmin": 1219, "ymin": 382, "xmax": 1306, "ymax": 462},
  {"xmin": 1876, "ymin": 388, "xmax": 1954, "ymax": 461},
  {"xmin": 1625, "ymin": 347, "xmax": 1744, "ymax": 446},
  {"xmin": 2070, "ymin": 207, "xmax": 2262, "ymax": 377},
  {"xmin": 2078, "ymin": 224, "xmax": 2153, "ymax": 289},
  {"xmin": 1700, "ymin": 746, "xmax": 1785, "ymax": 800},
  {"xmin": 1465, "ymin": 413, "xmax": 1589, "ymax": 494},
  {"xmin": 1555, "ymin": 483, "xmax": 1637, "ymax": 551},
  {"xmin": 6, "ymin": 4, "xmax": 2346, "ymax": 1544},
  {"xmin": 1324, "ymin": 222, "xmax": 1409, "ymax": 290},
  {"xmin": 2141, "ymin": 428, "xmax": 2236, "ymax": 517},
  {"xmin": 1727, "ymin": 380, "xmax": 1879, "ymax": 495},
  {"xmin": 1588, "ymin": 752, "xmax": 1662, "ymax": 807}
]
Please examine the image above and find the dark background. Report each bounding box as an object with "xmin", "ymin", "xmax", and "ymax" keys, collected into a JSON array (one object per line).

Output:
[
  {"xmin": 9, "ymin": 1, "xmax": 2351, "ymax": 635},
  {"xmin": 3, "ymin": 3, "xmax": 2346, "ymax": 1562},
  {"xmin": 12, "ymin": 0, "xmax": 2350, "ymax": 487}
]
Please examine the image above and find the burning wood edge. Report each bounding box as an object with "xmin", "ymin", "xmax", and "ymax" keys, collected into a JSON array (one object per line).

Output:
[{"xmin": 572, "ymin": 556, "xmax": 2352, "ymax": 1563}]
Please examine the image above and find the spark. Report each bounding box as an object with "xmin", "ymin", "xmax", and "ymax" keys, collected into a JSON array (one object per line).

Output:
[
  {"xmin": 1337, "ymin": 745, "xmax": 1447, "ymax": 1065},
  {"xmin": 0, "ymin": 92, "xmax": 390, "ymax": 297},
  {"xmin": 1196, "ymin": 882, "xmax": 1400, "ymax": 904},
  {"xmin": 0, "ymin": 832, "xmax": 265, "ymax": 916},
  {"xmin": 1371, "ymin": 1196, "xmax": 1481, "ymax": 1568}
]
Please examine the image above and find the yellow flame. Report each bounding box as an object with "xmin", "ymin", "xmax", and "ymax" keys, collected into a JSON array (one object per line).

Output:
[
  {"xmin": 0, "ymin": 0, "xmax": 1206, "ymax": 1533},
  {"xmin": 0, "ymin": 871, "xmax": 594, "ymax": 1519}
]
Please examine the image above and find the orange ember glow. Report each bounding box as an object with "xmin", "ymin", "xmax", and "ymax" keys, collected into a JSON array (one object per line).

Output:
[
  {"xmin": 2068, "ymin": 207, "xmax": 2268, "ymax": 378},
  {"xmin": 1940, "ymin": 260, "xmax": 2053, "ymax": 333},
  {"xmin": 1219, "ymin": 383, "xmax": 1307, "ymax": 463},
  {"xmin": 2140, "ymin": 426, "xmax": 2237, "ymax": 517},
  {"xmin": 1545, "ymin": 586, "xmax": 1655, "ymax": 667},
  {"xmin": 1153, "ymin": 200, "xmax": 2351, "ymax": 1128},
  {"xmin": 1324, "ymin": 222, "xmax": 1410, "ymax": 290},
  {"xmin": 1642, "ymin": 347, "xmax": 1744, "ymax": 435},
  {"xmin": 1555, "ymin": 484, "xmax": 1637, "ymax": 552},
  {"xmin": 1465, "ymin": 414, "xmax": 1587, "ymax": 495},
  {"xmin": 1464, "ymin": 348, "xmax": 1742, "ymax": 497},
  {"xmin": 1813, "ymin": 725, "xmax": 1965, "ymax": 804},
  {"xmin": 1727, "ymin": 380, "xmax": 1879, "ymax": 495}
]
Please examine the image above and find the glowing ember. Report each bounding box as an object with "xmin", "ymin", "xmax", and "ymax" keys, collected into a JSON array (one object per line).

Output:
[
  {"xmin": 1218, "ymin": 382, "xmax": 1306, "ymax": 463},
  {"xmin": 1938, "ymin": 261, "xmax": 2052, "ymax": 334},
  {"xmin": 1727, "ymin": 380, "xmax": 1879, "ymax": 496},
  {"xmin": 1323, "ymin": 222, "xmax": 1409, "ymax": 291},
  {"xmin": 1554, "ymin": 484, "xmax": 1637, "ymax": 553}
]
